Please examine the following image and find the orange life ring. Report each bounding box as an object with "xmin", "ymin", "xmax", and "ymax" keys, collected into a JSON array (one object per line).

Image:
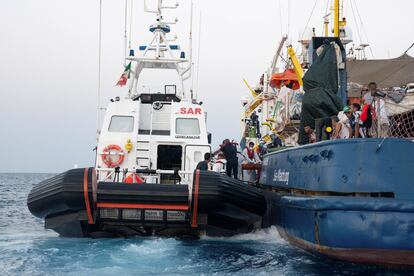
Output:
[
  {"xmin": 124, "ymin": 173, "xmax": 144, "ymax": 184},
  {"xmin": 101, "ymin": 144, "xmax": 125, "ymax": 167}
]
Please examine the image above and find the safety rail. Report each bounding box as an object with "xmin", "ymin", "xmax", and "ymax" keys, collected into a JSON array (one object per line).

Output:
[{"xmin": 95, "ymin": 167, "xmax": 194, "ymax": 188}]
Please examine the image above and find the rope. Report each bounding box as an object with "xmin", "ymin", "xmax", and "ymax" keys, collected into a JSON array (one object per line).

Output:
[
  {"xmin": 403, "ymin": 43, "xmax": 414, "ymax": 55},
  {"xmin": 129, "ymin": 0, "xmax": 133, "ymax": 50},
  {"xmin": 195, "ymin": 11, "xmax": 202, "ymax": 100},
  {"xmin": 123, "ymin": 0, "xmax": 128, "ymax": 61},
  {"xmin": 97, "ymin": 0, "xmax": 102, "ymax": 138},
  {"xmin": 295, "ymin": 0, "xmax": 319, "ymax": 54},
  {"xmin": 278, "ymin": 0, "xmax": 283, "ymax": 37},
  {"xmin": 352, "ymin": 0, "xmax": 374, "ymax": 58},
  {"xmin": 287, "ymin": 0, "xmax": 290, "ymax": 38},
  {"xmin": 377, "ymin": 59, "xmax": 414, "ymax": 85},
  {"xmin": 349, "ymin": 0, "xmax": 362, "ymax": 46},
  {"xmin": 278, "ymin": 53, "xmax": 288, "ymax": 64},
  {"xmin": 299, "ymin": 0, "xmax": 319, "ymax": 42}
]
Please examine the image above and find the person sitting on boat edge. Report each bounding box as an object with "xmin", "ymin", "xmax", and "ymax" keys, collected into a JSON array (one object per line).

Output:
[
  {"xmin": 334, "ymin": 106, "xmax": 353, "ymax": 139},
  {"xmin": 214, "ymin": 139, "xmax": 239, "ymax": 179},
  {"xmin": 330, "ymin": 116, "xmax": 339, "ymax": 138},
  {"xmin": 304, "ymin": 126, "xmax": 316, "ymax": 143},
  {"xmin": 212, "ymin": 153, "xmax": 227, "ymax": 174},
  {"xmin": 196, "ymin": 152, "xmax": 211, "ymax": 171}
]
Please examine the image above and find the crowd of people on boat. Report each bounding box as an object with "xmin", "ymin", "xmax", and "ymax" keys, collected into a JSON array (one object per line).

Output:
[
  {"xmin": 196, "ymin": 138, "xmax": 266, "ymax": 183},
  {"xmin": 198, "ymin": 81, "xmax": 392, "ymax": 178},
  {"xmin": 305, "ymin": 81, "xmax": 390, "ymax": 143}
]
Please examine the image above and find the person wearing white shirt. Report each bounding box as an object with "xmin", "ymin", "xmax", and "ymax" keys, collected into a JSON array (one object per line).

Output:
[
  {"xmin": 334, "ymin": 107, "xmax": 353, "ymax": 139},
  {"xmin": 212, "ymin": 153, "xmax": 227, "ymax": 174}
]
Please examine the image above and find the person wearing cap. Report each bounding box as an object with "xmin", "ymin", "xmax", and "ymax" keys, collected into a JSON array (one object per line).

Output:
[{"xmin": 334, "ymin": 106, "xmax": 353, "ymax": 139}]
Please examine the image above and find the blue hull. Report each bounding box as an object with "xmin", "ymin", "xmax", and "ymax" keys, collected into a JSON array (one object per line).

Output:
[{"xmin": 261, "ymin": 138, "xmax": 414, "ymax": 266}]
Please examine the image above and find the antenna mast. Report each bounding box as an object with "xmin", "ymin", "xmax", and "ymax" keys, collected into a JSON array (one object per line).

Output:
[{"xmin": 126, "ymin": 0, "xmax": 192, "ymax": 100}]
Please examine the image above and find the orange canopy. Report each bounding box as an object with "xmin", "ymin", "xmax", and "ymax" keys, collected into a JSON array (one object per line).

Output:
[{"xmin": 269, "ymin": 69, "xmax": 300, "ymax": 90}]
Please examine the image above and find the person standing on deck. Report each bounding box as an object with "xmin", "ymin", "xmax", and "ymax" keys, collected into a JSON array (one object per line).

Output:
[
  {"xmin": 351, "ymin": 103, "xmax": 365, "ymax": 138},
  {"xmin": 362, "ymin": 82, "xmax": 390, "ymax": 137},
  {"xmin": 214, "ymin": 139, "xmax": 239, "ymax": 179},
  {"xmin": 212, "ymin": 153, "xmax": 227, "ymax": 174},
  {"xmin": 196, "ymin": 153, "xmax": 211, "ymax": 171},
  {"xmin": 242, "ymin": 141, "xmax": 261, "ymax": 182}
]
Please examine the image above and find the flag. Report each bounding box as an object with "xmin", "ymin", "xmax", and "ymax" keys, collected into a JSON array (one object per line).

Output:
[{"xmin": 116, "ymin": 62, "xmax": 131, "ymax": 86}]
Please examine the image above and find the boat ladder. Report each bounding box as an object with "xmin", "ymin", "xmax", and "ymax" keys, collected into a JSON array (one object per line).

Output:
[{"xmin": 136, "ymin": 140, "xmax": 151, "ymax": 169}]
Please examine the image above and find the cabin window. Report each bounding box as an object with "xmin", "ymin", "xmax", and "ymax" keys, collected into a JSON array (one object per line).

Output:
[
  {"xmin": 175, "ymin": 118, "xmax": 200, "ymax": 135},
  {"xmin": 108, "ymin": 116, "xmax": 134, "ymax": 132}
]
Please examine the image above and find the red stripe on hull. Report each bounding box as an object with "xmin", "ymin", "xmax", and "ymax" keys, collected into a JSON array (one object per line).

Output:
[
  {"xmin": 277, "ymin": 227, "xmax": 414, "ymax": 267},
  {"xmin": 96, "ymin": 202, "xmax": 189, "ymax": 211},
  {"xmin": 83, "ymin": 168, "xmax": 94, "ymax": 224},
  {"xmin": 191, "ymin": 170, "xmax": 200, "ymax": 227}
]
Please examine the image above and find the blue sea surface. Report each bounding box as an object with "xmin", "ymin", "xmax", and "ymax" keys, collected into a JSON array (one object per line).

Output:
[{"xmin": 0, "ymin": 173, "xmax": 408, "ymax": 275}]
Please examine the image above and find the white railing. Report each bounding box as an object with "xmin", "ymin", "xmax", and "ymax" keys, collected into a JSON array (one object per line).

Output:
[{"xmin": 95, "ymin": 167, "xmax": 194, "ymax": 193}]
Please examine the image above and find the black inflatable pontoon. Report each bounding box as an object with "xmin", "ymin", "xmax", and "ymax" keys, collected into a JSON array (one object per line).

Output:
[{"xmin": 28, "ymin": 168, "xmax": 266, "ymax": 237}]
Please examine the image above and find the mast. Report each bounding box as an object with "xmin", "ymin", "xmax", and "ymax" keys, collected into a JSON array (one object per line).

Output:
[
  {"xmin": 333, "ymin": 0, "xmax": 340, "ymax": 37},
  {"xmin": 126, "ymin": 0, "xmax": 192, "ymax": 100},
  {"xmin": 324, "ymin": 15, "xmax": 329, "ymax": 37}
]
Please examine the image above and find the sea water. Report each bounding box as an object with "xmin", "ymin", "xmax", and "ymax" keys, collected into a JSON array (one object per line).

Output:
[{"xmin": 0, "ymin": 173, "xmax": 406, "ymax": 275}]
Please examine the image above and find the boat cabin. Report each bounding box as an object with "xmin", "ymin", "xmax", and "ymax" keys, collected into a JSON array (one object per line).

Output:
[{"xmin": 96, "ymin": 88, "xmax": 210, "ymax": 184}]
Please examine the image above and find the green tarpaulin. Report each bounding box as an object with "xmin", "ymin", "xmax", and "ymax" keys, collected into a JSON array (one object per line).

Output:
[{"xmin": 299, "ymin": 43, "xmax": 343, "ymax": 144}]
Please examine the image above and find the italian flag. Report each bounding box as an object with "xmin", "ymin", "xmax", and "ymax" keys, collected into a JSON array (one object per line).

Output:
[{"xmin": 116, "ymin": 62, "xmax": 131, "ymax": 86}]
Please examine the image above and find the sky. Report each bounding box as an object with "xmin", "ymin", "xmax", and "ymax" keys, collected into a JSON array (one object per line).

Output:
[{"xmin": 1, "ymin": 0, "xmax": 413, "ymax": 173}]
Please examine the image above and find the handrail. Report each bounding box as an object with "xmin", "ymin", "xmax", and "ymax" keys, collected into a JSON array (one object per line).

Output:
[{"xmin": 96, "ymin": 167, "xmax": 193, "ymax": 175}]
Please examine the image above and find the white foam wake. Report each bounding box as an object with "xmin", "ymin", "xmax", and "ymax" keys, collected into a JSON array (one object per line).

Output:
[{"xmin": 201, "ymin": 226, "xmax": 286, "ymax": 244}]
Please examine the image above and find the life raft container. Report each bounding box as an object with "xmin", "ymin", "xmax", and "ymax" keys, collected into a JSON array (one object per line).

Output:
[{"xmin": 102, "ymin": 144, "xmax": 125, "ymax": 167}]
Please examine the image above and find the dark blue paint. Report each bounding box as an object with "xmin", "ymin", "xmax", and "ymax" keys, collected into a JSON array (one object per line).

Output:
[
  {"xmin": 262, "ymin": 138, "xmax": 414, "ymax": 199},
  {"xmin": 262, "ymin": 138, "xmax": 414, "ymax": 258},
  {"xmin": 274, "ymin": 195, "xmax": 414, "ymax": 250}
]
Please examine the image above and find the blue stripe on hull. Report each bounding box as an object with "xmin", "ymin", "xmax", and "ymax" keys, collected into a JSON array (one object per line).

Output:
[
  {"xmin": 261, "ymin": 138, "xmax": 414, "ymax": 200},
  {"xmin": 270, "ymin": 194, "xmax": 414, "ymax": 265}
]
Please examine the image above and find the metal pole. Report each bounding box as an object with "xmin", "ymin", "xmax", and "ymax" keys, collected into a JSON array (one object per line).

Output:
[
  {"xmin": 188, "ymin": 0, "xmax": 194, "ymax": 100},
  {"xmin": 195, "ymin": 11, "xmax": 202, "ymax": 101},
  {"xmin": 123, "ymin": 0, "xmax": 128, "ymax": 65},
  {"xmin": 334, "ymin": 0, "xmax": 340, "ymax": 37},
  {"xmin": 97, "ymin": 0, "xmax": 102, "ymax": 141}
]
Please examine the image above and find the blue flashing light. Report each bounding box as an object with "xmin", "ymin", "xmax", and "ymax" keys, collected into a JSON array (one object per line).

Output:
[
  {"xmin": 129, "ymin": 49, "xmax": 135, "ymax": 56},
  {"xmin": 139, "ymin": 46, "xmax": 147, "ymax": 51},
  {"xmin": 180, "ymin": 51, "xmax": 185, "ymax": 59}
]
